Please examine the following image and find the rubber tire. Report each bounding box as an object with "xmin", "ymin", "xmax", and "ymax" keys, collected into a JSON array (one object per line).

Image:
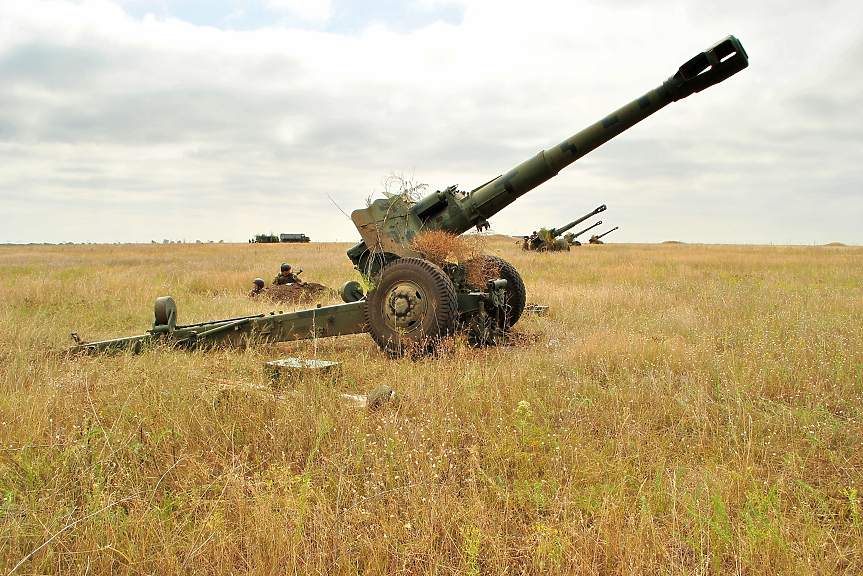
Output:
[
  {"xmin": 464, "ymin": 255, "xmax": 526, "ymax": 328},
  {"xmin": 366, "ymin": 258, "xmax": 458, "ymax": 355}
]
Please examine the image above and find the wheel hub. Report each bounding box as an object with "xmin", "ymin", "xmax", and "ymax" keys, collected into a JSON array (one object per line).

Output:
[{"xmin": 382, "ymin": 281, "xmax": 427, "ymax": 332}]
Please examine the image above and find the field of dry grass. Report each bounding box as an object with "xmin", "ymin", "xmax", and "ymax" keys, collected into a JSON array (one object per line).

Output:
[{"xmin": 1, "ymin": 238, "xmax": 861, "ymax": 574}]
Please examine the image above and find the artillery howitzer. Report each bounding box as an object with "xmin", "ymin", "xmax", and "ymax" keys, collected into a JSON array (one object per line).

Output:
[
  {"xmin": 564, "ymin": 220, "xmax": 604, "ymax": 246},
  {"xmin": 71, "ymin": 36, "xmax": 748, "ymax": 356},
  {"xmin": 589, "ymin": 226, "xmax": 620, "ymax": 244},
  {"xmin": 523, "ymin": 205, "xmax": 607, "ymax": 252}
]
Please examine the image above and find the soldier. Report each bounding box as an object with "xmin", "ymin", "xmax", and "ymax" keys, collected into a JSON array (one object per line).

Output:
[
  {"xmin": 273, "ymin": 263, "xmax": 303, "ymax": 285},
  {"xmin": 588, "ymin": 234, "xmax": 603, "ymax": 244},
  {"xmin": 248, "ymin": 278, "xmax": 267, "ymax": 297}
]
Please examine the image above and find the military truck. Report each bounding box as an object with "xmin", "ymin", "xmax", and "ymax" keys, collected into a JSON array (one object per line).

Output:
[{"xmin": 280, "ymin": 233, "xmax": 311, "ymax": 243}]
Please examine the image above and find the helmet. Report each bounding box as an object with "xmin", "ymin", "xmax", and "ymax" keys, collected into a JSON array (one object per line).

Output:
[
  {"xmin": 280, "ymin": 263, "xmax": 291, "ymax": 272},
  {"xmin": 253, "ymin": 278, "xmax": 265, "ymax": 288}
]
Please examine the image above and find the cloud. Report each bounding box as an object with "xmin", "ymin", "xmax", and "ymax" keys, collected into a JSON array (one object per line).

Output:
[
  {"xmin": 0, "ymin": 0, "xmax": 862, "ymax": 245},
  {"xmin": 267, "ymin": 0, "xmax": 331, "ymax": 21},
  {"xmin": 113, "ymin": 0, "xmax": 464, "ymax": 34}
]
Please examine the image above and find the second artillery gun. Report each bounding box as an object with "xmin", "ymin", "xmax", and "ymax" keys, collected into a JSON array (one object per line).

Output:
[
  {"xmin": 71, "ymin": 36, "xmax": 749, "ymax": 356},
  {"xmin": 589, "ymin": 226, "xmax": 620, "ymax": 244},
  {"xmin": 523, "ymin": 205, "xmax": 607, "ymax": 252},
  {"xmin": 564, "ymin": 220, "xmax": 605, "ymax": 246}
]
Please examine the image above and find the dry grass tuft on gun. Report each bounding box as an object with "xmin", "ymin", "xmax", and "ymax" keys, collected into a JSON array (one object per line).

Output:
[{"xmin": 410, "ymin": 230, "xmax": 497, "ymax": 286}]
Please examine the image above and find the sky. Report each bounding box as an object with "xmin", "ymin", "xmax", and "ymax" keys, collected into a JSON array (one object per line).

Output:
[{"xmin": 1, "ymin": 0, "xmax": 862, "ymax": 245}]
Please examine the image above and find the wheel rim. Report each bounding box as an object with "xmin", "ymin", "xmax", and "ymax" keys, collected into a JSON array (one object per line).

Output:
[
  {"xmin": 380, "ymin": 280, "xmax": 428, "ymax": 333},
  {"xmin": 463, "ymin": 255, "xmax": 525, "ymax": 328}
]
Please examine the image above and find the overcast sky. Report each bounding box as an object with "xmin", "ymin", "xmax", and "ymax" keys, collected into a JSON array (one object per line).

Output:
[{"xmin": 1, "ymin": 0, "xmax": 862, "ymax": 245}]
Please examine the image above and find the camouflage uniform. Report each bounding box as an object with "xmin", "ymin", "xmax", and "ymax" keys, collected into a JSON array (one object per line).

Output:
[
  {"xmin": 248, "ymin": 286, "xmax": 267, "ymax": 297},
  {"xmin": 273, "ymin": 272, "xmax": 302, "ymax": 285}
]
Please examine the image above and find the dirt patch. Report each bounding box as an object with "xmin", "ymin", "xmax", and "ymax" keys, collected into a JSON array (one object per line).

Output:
[{"xmin": 265, "ymin": 282, "xmax": 331, "ymax": 303}]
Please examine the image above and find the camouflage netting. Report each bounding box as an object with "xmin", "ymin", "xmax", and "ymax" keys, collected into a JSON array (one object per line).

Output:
[{"xmin": 265, "ymin": 282, "xmax": 331, "ymax": 303}]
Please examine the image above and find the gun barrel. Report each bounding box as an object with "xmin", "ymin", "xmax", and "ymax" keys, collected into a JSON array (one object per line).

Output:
[
  {"xmin": 572, "ymin": 220, "xmax": 603, "ymax": 238},
  {"xmin": 457, "ymin": 36, "xmax": 747, "ymax": 233},
  {"xmin": 348, "ymin": 36, "xmax": 747, "ymax": 271},
  {"xmin": 551, "ymin": 205, "xmax": 607, "ymax": 237},
  {"xmin": 597, "ymin": 226, "xmax": 619, "ymax": 239}
]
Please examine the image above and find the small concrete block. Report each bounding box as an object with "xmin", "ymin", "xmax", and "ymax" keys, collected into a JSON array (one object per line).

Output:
[
  {"xmin": 265, "ymin": 358, "xmax": 341, "ymax": 386},
  {"xmin": 340, "ymin": 393, "xmax": 368, "ymax": 408},
  {"xmin": 524, "ymin": 303, "xmax": 549, "ymax": 316}
]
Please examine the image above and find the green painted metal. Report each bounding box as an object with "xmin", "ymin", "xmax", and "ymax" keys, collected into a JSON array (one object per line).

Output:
[
  {"xmin": 588, "ymin": 226, "xmax": 619, "ymax": 244},
  {"xmin": 524, "ymin": 205, "xmax": 607, "ymax": 252},
  {"xmin": 596, "ymin": 226, "xmax": 619, "ymax": 240},
  {"xmin": 70, "ymin": 289, "xmax": 498, "ymax": 354},
  {"xmin": 70, "ymin": 299, "xmax": 368, "ymax": 354},
  {"xmin": 565, "ymin": 221, "xmax": 603, "ymax": 245},
  {"xmin": 348, "ymin": 35, "xmax": 748, "ymax": 275},
  {"xmin": 71, "ymin": 36, "xmax": 748, "ymax": 355},
  {"xmin": 549, "ymin": 205, "xmax": 608, "ymax": 239}
]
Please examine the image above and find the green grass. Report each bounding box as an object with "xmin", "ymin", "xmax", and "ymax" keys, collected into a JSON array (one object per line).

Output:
[{"xmin": 1, "ymin": 240, "xmax": 861, "ymax": 574}]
